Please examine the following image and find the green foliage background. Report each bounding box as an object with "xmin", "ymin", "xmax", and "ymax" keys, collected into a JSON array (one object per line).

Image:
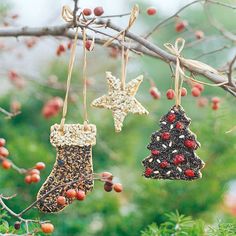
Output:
[{"xmin": 0, "ymin": 1, "xmax": 236, "ymax": 235}]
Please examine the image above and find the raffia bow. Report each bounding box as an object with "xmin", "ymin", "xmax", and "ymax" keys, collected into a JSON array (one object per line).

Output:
[{"xmin": 164, "ymin": 38, "xmax": 228, "ymax": 106}]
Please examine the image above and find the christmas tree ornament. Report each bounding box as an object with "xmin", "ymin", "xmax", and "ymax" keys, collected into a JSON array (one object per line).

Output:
[
  {"xmin": 91, "ymin": 71, "xmax": 148, "ymax": 132},
  {"xmin": 142, "ymin": 38, "xmax": 204, "ymax": 181},
  {"xmin": 91, "ymin": 5, "xmax": 148, "ymax": 132},
  {"xmin": 37, "ymin": 22, "xmax": 96, "ymax": 212},
  {"xmin": 142, "ymin": 105, "xmax": 204, "ymax": 180}
]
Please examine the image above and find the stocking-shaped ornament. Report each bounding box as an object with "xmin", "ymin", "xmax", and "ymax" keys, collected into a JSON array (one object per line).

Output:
[
  {"xmin": 37, "ymin": 123, "xmax": 96, "ymax": 213},
  {"xmin": 142, "ymin": 105, "xmax": 204, "ymax": 180}
]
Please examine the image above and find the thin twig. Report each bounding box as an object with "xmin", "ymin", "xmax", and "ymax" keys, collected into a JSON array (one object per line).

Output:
[
  {"xmin": 144, "ymin": 0, "xmax": 202, "ymax": 39},
  {"xmin": 227, "ymin": 54, "xmax": 236, "ymax": 86},
  {"xmin": 193, "ymin": 45, "xmax": 230, "ymax": 59}
]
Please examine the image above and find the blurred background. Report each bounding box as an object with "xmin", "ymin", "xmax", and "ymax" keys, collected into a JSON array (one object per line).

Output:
[{"xmin": 0, "ymin": 0, "xmax": 236, "ymax": 235}]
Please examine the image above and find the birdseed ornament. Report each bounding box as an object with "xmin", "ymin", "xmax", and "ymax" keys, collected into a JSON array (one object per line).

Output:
[
  {"xmin": 142, "ymin": 38, "xmax": 204, "ymax": 181},
  {"xmin": 91, "ymin": 72, "xmax": 149, "ymax": 132},
  {"xmin": 37, "ymin": 25, "xmax": 96, "ymax": 212},
  {"xmin": 142, "ymin": 105, "xmax": 204, "ymax": 180},
  {"xmin": 91, "ymin": 5, "xmax": 148, "ymax": 132},
  {"xmin": 37, "ymin": 123, "xmax": 96, "ymax": 212}
]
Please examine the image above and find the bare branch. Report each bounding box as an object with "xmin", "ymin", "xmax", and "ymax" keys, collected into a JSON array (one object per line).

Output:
[
  {"xmin": 193, "ymin": 45, "xmax": 230, "ymax": 59},
  {"xmin": 227, "ymin": 54, "xmax": 236, "ymax": 85}
]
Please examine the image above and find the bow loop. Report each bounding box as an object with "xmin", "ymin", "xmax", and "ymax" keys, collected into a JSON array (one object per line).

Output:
[{"xmin": 164, "ymin": 38, "xmax": 185, "ymax": 58}]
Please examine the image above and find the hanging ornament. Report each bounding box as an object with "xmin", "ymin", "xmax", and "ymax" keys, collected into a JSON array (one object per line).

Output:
[
  {"xmin": 37, "ymin": 123, "xmax": 96, "ymax": 212},
  {"xmin": 91, "ymin": 5, "xmax": 148, "ymax": 132},
  {"xmin": 142, "ymin": 38, "xmax": 204, "ymax": 181},
  {"xmin": 37, "ymin": 15, "xmax": 97, "ymax": 212},
  {"xmin": 91, "ymin": 72, "xmax": 148, "ymax": 132}
]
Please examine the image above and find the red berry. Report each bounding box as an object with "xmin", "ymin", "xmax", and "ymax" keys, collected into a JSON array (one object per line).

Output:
[
  {"xmin": 167, "ymin": 114, "xmax": 176, "ymax": 123},
  {"xmin": 57, "ymin": 196, "xmax": 66, "ymax": 205},
  {"xmin": 76, "ymin": 190, "xmax": 86, "ymax": 201},
  {"xmin": 104, "ymin": 182, "xmax": 113, "ymax": 192},
  {"xmin": 85, "ymin": 40, "xmax": 93, "ymax": 51},
  {"xmin": 211, "ymin": 97, "xmax": 220, "ymax": 104},
  {"xmin": 41, "ymin": 223, "xmax": 54, "ymax": 234},
  {"xmin": 166, "ymin": 89, "xmax": 175, "ymax": 100},
  {"xmin": 0, "ymin": 138, "xmax": 6, "ymax": 147},
  {"xmin": 175, "ymin": 20, "xmax": 188, "ymax": 32},
  {"xmin": 195, "ymin": 30, "xmax": 204, "ymax": 40},
  {"xmin": 193, "ymin": 83, "xmax": 204, "ymax": 92},
  {"xmin": 161, "ymin": 132, "xmax": 170, "ymax": 140},
  {"xmin": 146, "ymin": 7, "xmax": 157, "ymax": 16},
  {"xmin": 31, "ymin": 174, "xmax": 40, "ymax": 183},
  {"xmin": 149, "ymin": 87, "xmax": 161, "ymax": 99},
  {"xmin": 94, "ymin": 7, "xmax": 104, "ymax": 16},
  {"xmin": 101, "ymin": 172, "xmax": 113, "ymax": 181},
  {"xmin": 35, "ymin": 162, "xmax": 45, "ymax": 170},
  {"xmin": 175, "ymin": 121, "xmax": 184, "ymax": 129},
  {"xmin": 173, "ymin": 154, "xmax": 185, "ymax": 165},
  {"xmin": 83, "ymin": 8, "xmax": 92, "ymax": 16},
  {"xmin": 212, "ymin": 103, "xmax": 219, "ymax": 110},
  {"xmin": 58, "ymin": 44, "xmax": 65, "ymax": 52},
  {"xmin": 113, "ymin": 183, "xmax": 123, "ymax": 193},
  {"xmin": 151, "ymin": 149, "xmax": 160, "ymax": 155},
  {"xmin": 0, "ymin": 147, "xmax": 9, "ymax": 157},
  {"xmin": 185, "ymin": 169, "xmax": 195, "ymax": 177},
  {"xmin": 2, "ymin": 160, "xmax": 11, "ymax": 169},
  {"xmin": 191, "ymin": 87, "xmax": 201, "ymax": 97},
  {"xmin": 145, "ymin": 167, "xmax": 153, "ymax": 176},
  {"xmin": 160, "ymin": 161, "xmax": 169, "ymax": 168},
  {"xmin": 24, "ymin": 175, "xmax": 32, "ymax": 184},
  {"xmin": 181, "ymin": 87, "xmax": 187, "ymax": 96},
  {"xmin": 184, "ymin": 139, "xmax": 197, "ymax": 149},
  {"xmin": 66, "ymin": 189, "xmax": 77, "ymax": 198},
  {"xmin": 29, "ymin": 169, "xmax": 40, "ymax": 175}
]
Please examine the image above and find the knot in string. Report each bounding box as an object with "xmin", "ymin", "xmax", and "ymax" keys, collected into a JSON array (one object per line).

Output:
[{"xmin": 164, "ymin": 38, "xmax": 185, "ymax": 58}]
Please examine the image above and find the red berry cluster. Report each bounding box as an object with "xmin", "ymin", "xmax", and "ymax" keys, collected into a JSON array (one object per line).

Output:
[
  {"xmin": 166, "ymin": 88, "xmax": 187, "ymax": 100},
  {"xmin": 211, "ymin": 96, "xmax": 220, "ymax": 110},
  {"xmin": 0, "ymin": 138, "xmax": 11, "ymax": 169},
  {"xmin": 174, "ymin": 19, "xmax": 204, "ymax": 40},
  {"xmin": 101, "ymin": 172, "xmax": 123, "ymax": 193},
  {"xmin": 24, "ymin": 162, "xmax": 45, "ymax": 184},
  {"xmin": 191, "ymin": 83, "xmax": 204, "ymax": 97},
  {"xmin": 56, "ymin": 188, "xmax": 86, "ymax": 207},
  {"xmin": 82, "ymin": 7, "xmax": 104, "ymax": 17},
  {"xmin": 42, "ymin": 96, "xmax": 63, "ymax": 119}
]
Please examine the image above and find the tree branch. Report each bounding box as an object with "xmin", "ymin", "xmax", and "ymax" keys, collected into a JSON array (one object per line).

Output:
[{"xmin": 0, "ymin": 19, "xmax": 235, "ymax": 96}]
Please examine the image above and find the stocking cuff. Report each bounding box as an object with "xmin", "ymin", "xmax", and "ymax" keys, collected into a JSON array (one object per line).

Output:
[{"xmin": 50, "ymin": 123, "xmax": 96, "ymax": 147}]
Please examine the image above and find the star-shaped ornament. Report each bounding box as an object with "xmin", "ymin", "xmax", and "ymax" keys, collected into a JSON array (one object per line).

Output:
[{"xmin": 91, "ymin": 72, "xmax": 149, "ymax": 132}]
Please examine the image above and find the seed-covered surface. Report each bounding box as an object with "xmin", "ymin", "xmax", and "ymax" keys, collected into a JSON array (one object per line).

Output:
[
  {"xmin": 142, "ymin": 105, "xmax": 205, "ymax": 181},
  {"xmin": 50, "ymin": 123, "xmax": 96, "ymax": 147},
  {"xmin": 37, "ymin": 145, "xmax": 93, "ymax": 213},
  {"xmin": 37, "ymin": 123, "xmax": 96, "ymax": 213},
  {"xmin": 91, "ymin": 71, "xmax": 149, "ymax": 132}
]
